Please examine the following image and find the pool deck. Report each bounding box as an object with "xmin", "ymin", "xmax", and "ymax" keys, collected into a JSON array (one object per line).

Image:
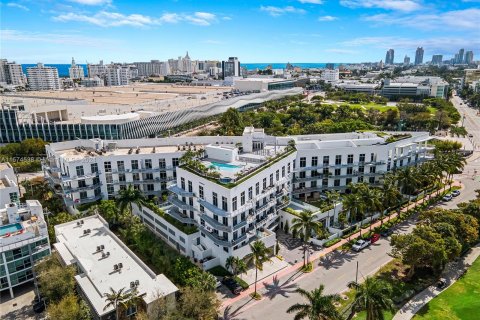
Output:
[{"xmin": 0, "ymin": 223, "xmax": 23, "ymax": 237}]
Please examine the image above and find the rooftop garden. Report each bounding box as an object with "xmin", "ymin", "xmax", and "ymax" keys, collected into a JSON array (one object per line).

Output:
[{"xmin": 385, "ymin": 133, "xmax": 413, "ymax": 143}]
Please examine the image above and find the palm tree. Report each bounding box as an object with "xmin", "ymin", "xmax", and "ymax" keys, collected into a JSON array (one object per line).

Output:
[
  {"xmin": 225, "ymin": 256, "xmax": 237, "ymax": 275},
  {"xmin": 356, "ymin": 184, "xmax": 382, "ymax": 232},
  {"xmin": 117, "ymin": 185, "xmax": 148, "ymax": 222},
  {"xmin": 291, "ymin": 210, "xmax": 322, "ymax": 266},
  {"xmin": 342, "ymin": 192, "xmax": 364, "ymax": 241},
  {"xmin": 325, "ymin": 190, "xmax": 341, "ymax": 227},
  {"xmin": 103, "ymin": 287, "xmax": 131, "ymax": 320},
  {"xmin": 347, "ymin": 277, "xmax": 394, "ymax": 320},
  {"xmin": 379, "ymin": 174, "xmax": 401, "ymax": 225},
  {"xmin": 248, "ymin": 240, "xmax": 272, "ymax": 298},
  {"xmin": 443, "ymin": 152, "xmax": 466, "ymax": 190},
  {"xmin": 236, "ymin": 259, "xmax": 248, "ymax": 280},
  {"xmin": 287, "ymin": 285, "xmax": 341, "ymax": 320},
  {"xmin": 395, "ymin": 166, "xmax": 420, "ymax": 205}
]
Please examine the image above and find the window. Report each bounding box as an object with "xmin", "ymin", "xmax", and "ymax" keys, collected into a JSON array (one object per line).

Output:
[
  {"xmin": 311, "ymin": 181, "xmax": 317, "ymax": 188},
  {"xmin": 80, "ymin": 191, "xmax": 87, "ymax": 199},
  {"xmin": 346, "ymin": 178, "xmax": 352, "ymax": 185},
  {"xmin": 359, "ymin": 166, "xmax": 364, "ymax": 173},
  {"xmin": 263, "ymin": 178, "xmax": 267, "ymax": 190},
  {"xmin": 359, "ymin": 154, "xmax": 365, "ymax": 163},
  {"xmin": 282, "ymin": 166, "xmax": 285, "ymax": 178},
  {"xmin": 147, "ymin": 184, "xmax": 154, "ymax": 191},
  {"xmin": 370, "ymin": 153, "xmax": 375, "ymax": 162},
  {"xmin": 323, "ymin": 156, "xmax": 329, "ymax": 165},
  {"xmin": 300, "ymin": 157, "xmax": 306, "ymax": 167},
  {"xmin": 143, "ymin": 159, "xmax": 151, "ymax": 169},
  {"xmin": 78, "ymin": 180, "xmax": 86, "ymax": 188},
  {"xmin": 144, "ymin": 173, "xmax": 153, "ymax": 180},
  {"xmin": 269, "ymin": 174, "xmax": 274, "ymax": 187},
  {"xmin": 232, "ymin": 197, "xmax": 237, "ymax": 211},
  {"xmin": 241, "ymin": 192, "xmax": 245, "ymax": 205},
  {"xmin": 199, "ymin": 186, "xmax": 204, "ymax": 199},
  {"xmin": 117, "ymin": 161, "xmax": 125, "ymax": 171},
  {"xmin": 347, "ymin": 154, "xmax": 354, "ymax": 164},
  {"xmin": 9, "ymin": 192, "xmax": 18, "ymax": 203},
  {"xmin": 222, "ymin": 196, "xmax": 228, "ymax": 211},
  {"xmin": 160, "ymin": 171, "xmax": 167, "ymax": 180},
  {"xmin": 256, "ymin": 182, "xmax": 260, "ymax": 195},
  {"xmin": 347, "ymin": 167, "xmax": 353, "ymax": 175},
  {"xmin": 311, "ymin": 156, "xmax": 318, "ymax": 167},
  {"xmin": 213, "ymin": 192, "xmax": 218, "ymax": 207},
  {"xmin": 276, "ymin": 170, "xmax": 280, "ymax": 181},
  {"xmin": 159, "ymin": 158, "xmax": 166, "ymax": 168},
  {"xmin": 172, "ymin": 158, "xmax": 179, "ymax": 167},
  {"xmin": 248, "ymin": 187, "xmax": 253, "ymax": 200},
  {"xmin": 188, "ymin": 181, "xmax": 193, "ymax": 192},
  {"xmin": 335, "ymin": 169, "xmax": 341, "ymax": 176},
  {"xmin": 104, "ymin": 162, "xmax": 112, "ymax": 173},
  {"xmin": 131, "ymin": 160, "xmax": 138, "ymax": 170},
  {"xmin": 90, "ymin": 163, "xmax": 98, "ymax": 173},
  {"xmin": 287, "ymin": 163, "xmax": 291, "ymax": 173},
  {"xmin": 323, "ymin": 168, "xmax": 329, "ymax": 175},
  {"xmin": 369, "ymin": 177, "xmax": 375, "ymax": 183},
  {"xmin": 76, "ymin": 165, "xmax": 84, "ymax": 176},
  {"xmin": 181, "ymin": 177, "xmax": 185, "ymax": 190},
  {"xmin": 311, "ymin": 170, "xmax": 318, "ymax": 177},
  {"xmin": 106, "ymin": 173, "xmax": 113, "ymax": 183},
  {"xmin": 369, "ymin": 166, "xmax": 376, "ymax": 173},
  {"xmin": 335, "ymin": 155, "xmax": 342, "ymax": 165},
  {"xmin": 133, "ymin": 173, "xmax": 140, "ymax": 181},
  {"xmin": 300, "ymin": 171, "xmax": 306, "ymax": 178},
  {"xmin": 334, "ymin": 179, "xmax": 340, "ymax": 187},
  {"xmin": 322, "ymin": 178, "xmax": 328, "ymax": 186}
]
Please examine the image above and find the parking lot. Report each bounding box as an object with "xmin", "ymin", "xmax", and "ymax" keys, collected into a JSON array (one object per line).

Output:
[{"xmin": 0, "ymin": 283, "xmax": 44, "ymax": 320}]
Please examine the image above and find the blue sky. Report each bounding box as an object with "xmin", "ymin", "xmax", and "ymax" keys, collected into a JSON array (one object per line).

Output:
[{"xmin": 1, "ymin": 0, "xmax": 479, "ymax": 63}]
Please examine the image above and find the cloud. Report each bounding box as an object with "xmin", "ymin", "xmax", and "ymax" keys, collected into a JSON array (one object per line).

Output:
[
  {"xmin": 260, "ymin": 6, "xmax": 306, "ymax": 17},
  {"xmin": 6, "ymin": 2, "xmax": 29, "ymax": 11},
  {"xmin": 68, "ymin": 0, "xmax": 112, "ymax": 5},
  {"xmin": 340, "ymin": 0, "xmax": 422, "ymax": 12},
  {"xmin": 341, "ymin": 36, "xmax": 480, "ymax": 54},
  {"xmin": 201, "ymin": 39, "xmax": 225, "ymax": 45},
  {"xmin": 363, "ymin": 8, "xmax": 480, "ymax": 31},
  {"xmin": 53, "ymin": 11, "xmax": 217, "ymax": 27},
  {"xmin": 0, "ymin": 29, "xmax": 117, "ymax": 46},
  {"xmin": 298, "ymin": 0, "xmax": 323, "ymax": 4},
  {"xmin": 318, "ymin": 15, "xmax": 338, "ymax": 21}
]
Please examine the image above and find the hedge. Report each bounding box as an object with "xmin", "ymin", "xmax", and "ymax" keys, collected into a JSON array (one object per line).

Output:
[
  {"xmin": 324, "ymin": 238, "xmax": 341, "ymax": 248},
  {"xmin": 207, "ymin": 266, "xmax": 232, "ymax": 277},
  {"xmin": 234, "ymin": 276, "xmax": 249, "ymax": 290}
]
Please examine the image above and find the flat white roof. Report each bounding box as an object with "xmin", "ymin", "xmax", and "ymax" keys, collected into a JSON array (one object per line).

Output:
[{"xmin": 54, "ymin": 215, "xmax": 178, "ymax": 317}]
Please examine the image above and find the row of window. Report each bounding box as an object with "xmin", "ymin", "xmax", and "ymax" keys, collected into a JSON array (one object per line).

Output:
[{"xmin": 298, "ymin": 153, "xmax": 377, "ymax": 168}]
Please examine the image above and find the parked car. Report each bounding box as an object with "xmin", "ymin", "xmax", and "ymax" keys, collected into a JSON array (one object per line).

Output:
[
  {"xmin": 222, "ymin": 278, "xmax": 243, "ymax": 295},
  {"xmin": 370, "ymin": 233, "xmax": 381, "ymax": 243},
  {"xmin": 380, "ymin": 229, "xmax": 393, "ymax": 237},
  {"xmin": 436, "ymin": 279, "xmax": 447, "ymax": 290},
  {"xmin": 443, "ymin": 194, "xmax": 453, "ymax": 201},
  {"xmin": 352, "ymin": 239, "xmax": 371, "ymax": 252},
  {"xmin": 32, "ymin": 296, "xmax": 46, "ymax": 314},
  {"xmin": 452, "ymin": 190, "xmax": 461, "ymax": 197}
]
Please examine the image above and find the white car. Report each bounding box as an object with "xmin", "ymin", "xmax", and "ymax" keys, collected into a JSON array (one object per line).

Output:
[
  {"xmin": 451, "ymin": 190, "xmax": 461, "ymax": 197},
  {"xmin": 443, "ymin": 194, "xmax": 453, "ymax": 201},
  {"xmin": 352, "ymin": 239, "xmax": 371, "ymax": 252}
]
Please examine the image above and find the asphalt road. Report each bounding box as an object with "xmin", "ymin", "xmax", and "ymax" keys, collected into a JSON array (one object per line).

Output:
[{"xmin": 222, "ymin": 95, "xmax": 480, "ymax": 320}]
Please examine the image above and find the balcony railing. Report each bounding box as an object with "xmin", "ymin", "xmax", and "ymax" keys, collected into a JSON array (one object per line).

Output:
[
  {"xmin": 200, "ymin": 213, "xmax": 231, "ymax": 232},
  {"xmin": 198, "ymin": 225, "xmax": 231, "ymax": 247},
  {"xmin": 168, "ymin": 196, "xmax": 195, "ymax": 211},
  {"xmin": 168, "ymin": 184, "xmax": 195, "ymax": 197},
  {"xmin": 62, "ymin": 183, "xmax": 102, "ymax": 194},
  {"xmin": 295, "ymin": 160, "xmax": 386, "ymax": 172},
  {"xmin": 197, "ymin": 199, "xmax": 229, "ymax": 217}
]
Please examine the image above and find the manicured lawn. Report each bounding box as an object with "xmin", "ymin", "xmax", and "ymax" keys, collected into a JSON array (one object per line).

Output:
[
  {"xmin": 414, "ymin": 257, "xmax": 480, "ymax": 320},
  {"xmin": 328, "ymin": 102, "xmax": 438, "ymax": 115}
]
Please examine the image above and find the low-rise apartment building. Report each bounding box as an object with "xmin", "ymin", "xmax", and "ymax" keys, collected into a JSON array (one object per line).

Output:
[{"xmin": 43, "ymin": 128, "xmax": 433, "ymax": 268}]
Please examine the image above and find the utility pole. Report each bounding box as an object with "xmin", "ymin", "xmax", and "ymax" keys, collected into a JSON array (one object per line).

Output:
[{"xmin": 355, "ymin": 261, "xmax": 359, "ymax": 284}]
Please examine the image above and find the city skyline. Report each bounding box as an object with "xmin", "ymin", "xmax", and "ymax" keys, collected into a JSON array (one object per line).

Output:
[{"xmin": 1, "ymin": 0, "xmax": 479, "ymax": 63}]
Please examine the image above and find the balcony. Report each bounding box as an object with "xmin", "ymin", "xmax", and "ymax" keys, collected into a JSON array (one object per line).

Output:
[
  {"xmin": 199, "ymin": 225, "xmax": 231, "ymax": 247},
  {"xmin": 232, "ymin": 233, "xmax": 247, "ymax": 245},
  {"xmin": 197, "ymin": 199, "xmax": 229, "ymax": 217},
  {"xmin": 254, "ymin": 199, "xmax": 276, "ymax": 213},
  {"xmin": 200, "ymin": 213, "xmax": 231, "ymax": 232},
  {"xmin": 233, "ymin": 219, "xmax": 248, "ymax": 231},
  {"xmin": 295, "ymin": 160, "xmax": 386, "ymax": 172},
  {"xmin": 168, "ymin": 184, "xmax": 195, "ymax": 197},
  {"xmin": 65, "ymin": 193, "xmax": 103, "ymax": 206},
  {"xmin": 61, "ymin": 171, "xmax": 101, "ymax": 182},
  {"xmin": 62, "ymin": 183, "xmax": 102, "ymax": 194},
  {"xmin": 168, "ymin": 196, "xmax": 195, "ymax": 211},
  {"xmin": 168, "ymin": 208, "xmax": 197, "ymax": 225}
]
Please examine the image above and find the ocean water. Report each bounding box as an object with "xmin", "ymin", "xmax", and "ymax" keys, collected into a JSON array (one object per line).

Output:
[{"xmin": 21, "ymin": 62, "xmax": 344, "ymax": 77}]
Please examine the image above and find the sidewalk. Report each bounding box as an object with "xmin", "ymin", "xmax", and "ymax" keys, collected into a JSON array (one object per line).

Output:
[
  {"xmin": 222, "ymin": 184, "xmax": 460, "ymax": 308},
  {"xmin": 393, "ymin": 244, "xmax": 480, "ymax": 320}
]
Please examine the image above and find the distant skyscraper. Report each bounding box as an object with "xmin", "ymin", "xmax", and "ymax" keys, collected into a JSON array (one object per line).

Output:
[
  {"xmin": 414, "ymin": 47, "xmax": 424, "ymax": 65},
  {"xmin": 465, "ymin": 51, "xmax": 474, "ymax": 65},
  {"xmin": 431, "ymin": 55, "xmax": 443, "ymax": 65},
  {"xmin": 68, "ymin": 57, "xmax": 85, "ymax": 80},
  {"xmin": 385, "ymin": 49, "xmax": 395, "ymax": 65},
  {"xmin": 403, "ymin": 55, "xmax": 410, "ymax": 65},
  {"xmin": 222, "ymin": 57, "xmax": 241, "ymax": 78},
  {"xmin": 27, "ymin": 63, "xmax": 60, "ymax": 90},
  {"xmin": 458, "ymin": 48, "xmax": 465, "ymax": 64},
  {"xmin": 0, "ymin": 59, "xmax": 26, "ymax": 86}
]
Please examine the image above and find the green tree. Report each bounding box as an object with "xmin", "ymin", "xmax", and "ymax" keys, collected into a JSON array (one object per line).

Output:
[
  {"xmin": 117, "ymin": 185, "xmax": 148, "ymax": 223},
  {"xmin": 220, "ymin": 108, "xmax": 244, "ymax": 135},
  {"xmin": 46, "ymin": 294, "xmax": 91, "ymax": 320},
  {"xmin": 347, "ymin": 277, "xmax": 395, "ymax": 320},
  {"xmin": 286, "ymin": 285, "xmax": 341, "ymax": 320},
  {"xmin": 248, "ymin": 240, "xmax": 272, "ymax": 298},
  {"xmin": 179, "ymin": 286, "xmax": 221, "ymax": 320},
  {"xmin": 103, "ymin": 287, "xmax": 132, "ymax": 320},
  {"xmin": 35, "ymin": 255, "xmax": 76, "ymax": 303},
  {"xmin": 97, "ymin": 200, "xmax": 119, "ymax": 225},
  {"xmin": 291, "ymin": 210, "xmax": 323, "ymax": 266}
]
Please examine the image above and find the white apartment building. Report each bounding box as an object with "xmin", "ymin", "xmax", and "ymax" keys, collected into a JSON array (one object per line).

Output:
[
  {"xmin": 1, "ymin": 163, "xmax": 51, "ymax": 298},
  {"xmin": 69, "ymin": 57, "xmax": 85, "ymax": 80},
  {"xmin": 134, "ymin": 60, "xmax": 170, "ymax": 77},
  {"xmin": 54, "ymin": 214, "xmax": 178, "ymax": 320},
  {"xmin": 0, "ymin": 59, "xmax": 26, "ymax": 86},
  {"xmin": 105, "ymin": 65, "xmax": 138, "ymax": 86},
  {"xmin": 321, "ymin": 69, "xmax": 340, "ymax": 82},
  {"xmin": 87, "ymin": 60, "xmax": 107, "ymax": 78},
  {"xmin": 43, "ymin": 128, "xmax": 433, "ymax": 269},
  {"xmin": 26, "ymin": 63, "xmax": 60, "ymax": 91}
]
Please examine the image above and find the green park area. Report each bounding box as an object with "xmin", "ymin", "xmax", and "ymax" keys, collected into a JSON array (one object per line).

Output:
[
  {"xmin": 335, "ymin": 102, "xmax": 437, "ymax": 115},
  {"xmin": 414, "ymin": 256, "xmax": 480, "ymax": 320}
]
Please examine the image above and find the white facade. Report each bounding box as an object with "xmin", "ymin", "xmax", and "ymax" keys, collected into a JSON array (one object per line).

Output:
[
  {"xmin": 0, "ymin": 163, "xmax": 19, "ymax": 206},
  {"xmin": 26, "ymin": 63, "xmax": 60, "ymax": 90},
  {"xmin": 69, "ymin": 57, "xmax": 85, "ymax": 80},
  {"xmin": 321, "ymin": 69, "xmax": 339, "ymax": 82},
  {"xmin": 43, "ymin": 129, "xmax": 433, "ymax": 268},
  {"xmin": 0, "ymin": 59, "xmax": 26, "ymax": 86},
  {"xmin": 105, "ymin": 65, "xmax": 137, "ymax": 86},
  {"xmin": 54, "ymin": 215, "xmax": 177, "ymax": 319}
]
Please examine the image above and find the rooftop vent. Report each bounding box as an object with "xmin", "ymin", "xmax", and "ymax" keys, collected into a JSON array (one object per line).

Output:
[{"xmin": 101, "ymin": 251, "xmax": 110, "ymax": 258}]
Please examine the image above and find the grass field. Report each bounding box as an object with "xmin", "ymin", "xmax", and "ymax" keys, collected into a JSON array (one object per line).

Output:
[
  {"xmin": 414, "ymin": 257, "xmax": 480, "ymax": 320},
  {"xmin": 328, "ymin": 102, "xmax": 437, "ymax": 114}
]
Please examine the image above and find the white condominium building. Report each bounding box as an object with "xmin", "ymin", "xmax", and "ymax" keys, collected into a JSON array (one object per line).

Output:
[
  {"xmin": 54, "ymin": 214, "xmax": 178, "ymax": 319},
  {"xmin": 26, "ymin": 63, "xmax": 60, "ymax": 90},
  {"xmin": 0, "ymin": 59, "xmax": 26, "ymax": 86},
  {"xmin": 43, "ymin": 128, "xmax": 433, "ymax": 268},
  {"xmin": 105, "ymin": 65, "xmax": 138, "ymax": 86},
  {"xmin": 1, "ymin": 163, "xmax": 51, "ymax": 298},
  {"xmin": 68, "ymin": 57, "xmax": 85, "ymax": 80},
  {"xmin": 321, "ymin": 69, "xmax": 340, "ymax": 82}
]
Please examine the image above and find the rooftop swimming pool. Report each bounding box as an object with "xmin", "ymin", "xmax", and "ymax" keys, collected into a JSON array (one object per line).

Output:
[
  {"xmin": 210, "ymin": 162, "xmax": 241, "ymax": 171},
  {"xmin": 0, "ymin": 223, "xmax": 23, "ymax": 236}
]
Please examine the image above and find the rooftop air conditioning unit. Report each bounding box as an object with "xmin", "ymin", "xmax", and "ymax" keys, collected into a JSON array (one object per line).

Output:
[{"xmin": 114, "ymin": 264, "xmax": 119, "ymax": 271}]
